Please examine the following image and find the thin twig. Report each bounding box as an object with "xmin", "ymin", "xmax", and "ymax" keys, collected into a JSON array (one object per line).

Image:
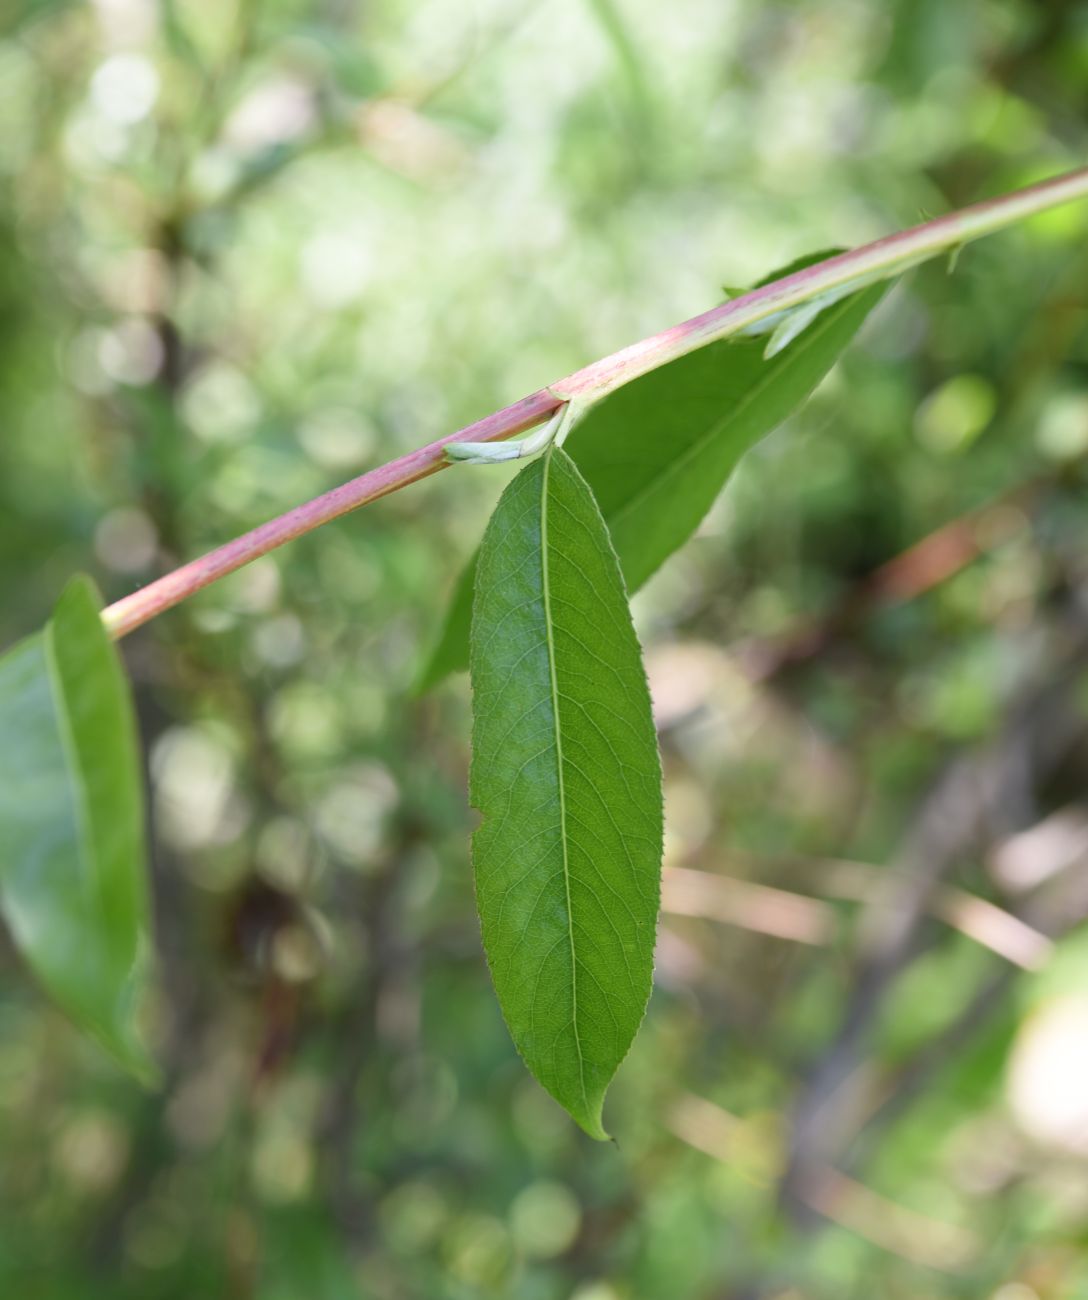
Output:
[{"xmin": 101, "ymin": 166, "xmax": 1088, "ymax": 639}]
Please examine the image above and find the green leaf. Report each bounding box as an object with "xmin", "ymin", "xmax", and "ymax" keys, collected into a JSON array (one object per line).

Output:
[
  {"xmin": 0, "ymin": 575, "xmax": 154, "ymax": 1079},
  {"xmin": 416, "ymin": 553, "xmax": 478, "ymax": 693},
  {"xmin": 470, "ymin": 447, "xmax": 662, "ymax": 1139},
  {"xmin": 418, "ymin": 253, "xmax": 887, "ymax": 686}
]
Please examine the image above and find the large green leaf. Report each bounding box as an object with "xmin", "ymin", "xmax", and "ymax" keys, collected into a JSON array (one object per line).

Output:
[
  {"xmin": 0, "ymin": 575, "xmax": 154, "ymax": 1078},
  {"xmin": 417, "ymin": 254, "xmax": 887, "ymax": 688},
  {"xmin": 470, "ymin": 447, "xmax": 662, "ymax": 1138}
]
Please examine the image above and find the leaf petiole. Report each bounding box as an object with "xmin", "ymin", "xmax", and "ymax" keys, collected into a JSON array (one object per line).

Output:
[{"xmin": 444, "ymin": 395, "xmax": 592, "ymax": 465}]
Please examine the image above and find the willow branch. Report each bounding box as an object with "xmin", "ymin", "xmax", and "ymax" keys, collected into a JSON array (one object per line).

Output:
[{"xmin": 101, "ymin": 165, "xmax": 1088, "ymax": 639}]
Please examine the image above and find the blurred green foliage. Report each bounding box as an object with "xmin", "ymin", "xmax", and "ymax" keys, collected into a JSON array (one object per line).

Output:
[{"xmin": 1, "ymin": 1, "xmax": 1088, "ymax": 1297}]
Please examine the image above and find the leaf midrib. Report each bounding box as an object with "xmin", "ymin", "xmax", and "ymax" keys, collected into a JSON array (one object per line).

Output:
[{"xmin": 540, "ymin": 449, "xmax": 589, "ymax": 1116}]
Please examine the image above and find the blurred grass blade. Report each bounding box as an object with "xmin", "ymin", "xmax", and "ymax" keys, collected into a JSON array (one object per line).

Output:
[
  {"xmin": 470, "ymin": 448, "xmax": 662, "ymax": 1139},
  {"xmin": 418, "ymin": 252, "xmax": 887, "ymax": 687},
  {"xmin": 160, "ymin": 0, "xmax": 207, "ymax": 76},
  {"xmin": 0, "ymin": 575, "xmax": 154, "ymax": 1079},
  {"xmin": 583, "ymin": 0, "xmax": 656, "ymax": 128}
]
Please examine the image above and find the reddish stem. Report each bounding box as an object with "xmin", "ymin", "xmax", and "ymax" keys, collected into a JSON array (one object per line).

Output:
[
  {"xmin": 101, "ymin": 165, "xmax": 1088, "ymax": 639},
  {"xmin": 102, "ymin": 390, "xmax": 558, "ymax": 638}
]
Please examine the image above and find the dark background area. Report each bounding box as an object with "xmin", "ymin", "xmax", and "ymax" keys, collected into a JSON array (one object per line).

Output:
[{"xmin": 2, "ymin": 1, "xmax": 1088, "ymax": 1296}]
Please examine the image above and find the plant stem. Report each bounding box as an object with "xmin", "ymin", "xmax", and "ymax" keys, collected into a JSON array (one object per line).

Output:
[
  {"xmin": 100, "ymin": 390, "xmax": 559, "ymax": 639},
  {"xmin": 101, "ymin": 165, "xmax": 1088, "ymax": 640}
]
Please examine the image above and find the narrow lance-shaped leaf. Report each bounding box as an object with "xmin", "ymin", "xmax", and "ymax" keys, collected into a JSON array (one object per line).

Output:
[
  {"xmin": 470, "ymin": 447, "xmax": 662, "ymax": 1139},
  {"xmin": 418, "ymin": 253, "xmax": 888, "ymax": 688},
  {"xmin": 0, "ymin": 575, "xmax": 154, "ymax": 1079}
]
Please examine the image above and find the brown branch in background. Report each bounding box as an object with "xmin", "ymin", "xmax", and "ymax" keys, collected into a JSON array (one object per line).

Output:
[
  {"xmin": 796, "ymin": 1164, "xmax": 980, "ymax": 1273},
  {"xmin": 838, "ymin": 841, "xmax": 1088, "ymax": 1173},
  {"xmin": 669, "ymin": 820, "xmax": 1088, "ymax": 1283},
  {"xmin": 668, "ymin": 1093, "xmax": 980, "ymax": 1274},
  {"xmin": 662, "ymin": 859, "xmax": 1053, "ymax": 969},
  {"xmin": 738, "ymin": 479, "xmax": 1042, "ymax": 683},
  {"xmin": 738, "ymin": 233, "xmax": 1088, "ymax": 686},
  {"xmin": 818, "ymin": 860, "xmax": 1053, "ymax": 970},
  {"xmin": 778, "ymin": 615, "xmax": 1088, "ymax": 1224},
  {"xmin": 661, "ymin": 866, "xmax": 836, "ymax": 946}
]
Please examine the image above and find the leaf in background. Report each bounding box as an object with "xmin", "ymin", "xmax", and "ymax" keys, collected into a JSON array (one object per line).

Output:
[
  {"xmin": 0, "ymin": 575, "xmax": 154, "ymax": 1079},
  {"xmin": 470, "ymin": 448, "xmax": 662, "ymax": 1139},
  {"xmin": 415, "ymin": 547, "xmax": 478, "ymax": 693},
  {"xmin": 418, "ymin": 253, "xmax": 888, "ymax": 686}
]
